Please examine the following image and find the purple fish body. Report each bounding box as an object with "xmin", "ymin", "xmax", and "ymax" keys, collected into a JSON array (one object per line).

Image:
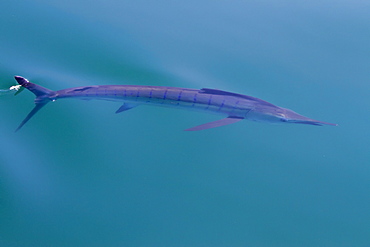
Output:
[{"xmin": 14, "ymin": 76, "xmax": 337, "ymax": 131}]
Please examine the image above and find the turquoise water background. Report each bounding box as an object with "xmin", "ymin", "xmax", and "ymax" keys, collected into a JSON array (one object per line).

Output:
[{"xmin": 1, "ymin": 1, "xmax": 369, "ymax": 246}]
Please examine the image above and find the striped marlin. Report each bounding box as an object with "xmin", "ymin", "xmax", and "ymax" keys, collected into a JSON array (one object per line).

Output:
[{"xmin": 14, "ymin": 76, "xmax": 337, "ymax": 131}]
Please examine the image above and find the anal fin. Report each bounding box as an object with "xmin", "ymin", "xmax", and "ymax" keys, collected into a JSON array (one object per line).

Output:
[
  {"xmin": 115, "ymin": 103, "xmax": 138, "ymax": 113},
  {"xmin": 185, "ymin": 117, "xmax": 243, "ymax": 131}
]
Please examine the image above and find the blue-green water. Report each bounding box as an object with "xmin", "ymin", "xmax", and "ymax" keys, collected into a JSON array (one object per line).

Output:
[{"xmin": 1, "ymin": 1, "xmax": 369, "ymax": 246}]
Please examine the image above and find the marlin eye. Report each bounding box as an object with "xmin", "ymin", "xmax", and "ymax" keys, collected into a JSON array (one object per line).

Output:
[{"xmin": 279, "ymin": 115, "xmax": 288, "ymax": 122}]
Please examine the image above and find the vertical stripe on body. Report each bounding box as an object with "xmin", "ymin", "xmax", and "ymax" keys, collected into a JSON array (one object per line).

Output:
[
  {"xmin": 192, "ymin": 93, "xmax": 197, "ymax": 107},
  {"xmin": 206, "ymin": 95, "xmax": 212, "ymax": 110}
]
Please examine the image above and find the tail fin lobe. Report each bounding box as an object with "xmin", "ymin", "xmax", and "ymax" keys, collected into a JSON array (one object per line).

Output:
[
  {"xmin": 14, "ymin": 76, "xmax": 55, "ymax": 131},
  {"xmin": 14, "ymin": 76, "xmax": 53, "ymax": 97},
  {"xmin": 15, "ymin": 103, "xmax": 47, "ymax": 132}
]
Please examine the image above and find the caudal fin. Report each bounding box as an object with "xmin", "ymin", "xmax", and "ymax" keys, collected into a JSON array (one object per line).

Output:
[
  {"xmin": 15, "ymin": 103, "xmax": 48, "ymax": 131},
  {"xmin": 14, "ymin": 76, "xmax": 55, "ymax": 131}
]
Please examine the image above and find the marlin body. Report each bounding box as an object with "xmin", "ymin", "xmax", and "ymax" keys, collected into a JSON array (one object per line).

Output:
[{"xmin": 14, "ymin": 76, "xmax": 336, "ymax": 131}]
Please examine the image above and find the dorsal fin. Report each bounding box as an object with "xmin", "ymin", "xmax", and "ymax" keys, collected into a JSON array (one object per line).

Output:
[
  {"xmin": 67, "ymin": 86, "xmax": 98, "ymax": 92},
  {"xmin": 199, "ymin": 88, "xmax": 276, "ymax": 107}
]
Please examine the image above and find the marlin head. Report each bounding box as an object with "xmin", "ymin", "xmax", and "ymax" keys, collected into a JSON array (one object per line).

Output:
[
  {"xmin": 279, "ymin": 108, "xmax": 337, "ymax": 126},
  {"xmin": 246, "ymin": 104, "xmax": 337, "ymax": 126}
]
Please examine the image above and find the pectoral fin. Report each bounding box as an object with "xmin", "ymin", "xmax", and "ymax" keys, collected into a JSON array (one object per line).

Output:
[
  {"xmin": 115, "ymin": 103, "xmax": 138, "ymax": 113},
  {"xmin": 185, "ymin": 117, "xmax": 243, "ymax": 131}
]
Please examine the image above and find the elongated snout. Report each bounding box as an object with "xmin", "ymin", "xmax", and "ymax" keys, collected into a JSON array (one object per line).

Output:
[{"xmin": 282, "ymin": 108, "xmax": 337, "ymax": 126}]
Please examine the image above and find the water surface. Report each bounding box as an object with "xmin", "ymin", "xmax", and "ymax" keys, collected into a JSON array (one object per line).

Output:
[{"xmin": 1, "ymin": 1, "xmax": 369, "ymax": 246}]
